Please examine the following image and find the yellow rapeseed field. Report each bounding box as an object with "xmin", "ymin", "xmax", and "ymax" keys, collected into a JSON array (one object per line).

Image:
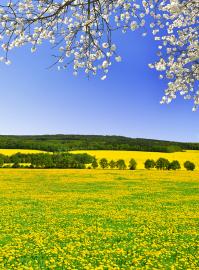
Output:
[
  {"xmin": 0, "ymin": 169, "xmax": 198, "ymax": 269},
  {"xmin": 72, "ymin": 150, "xmax": 199, "ymax": 169},
  {"xmin": 0, "ymin": 149, "xmax": 45, "ymax": 155}
]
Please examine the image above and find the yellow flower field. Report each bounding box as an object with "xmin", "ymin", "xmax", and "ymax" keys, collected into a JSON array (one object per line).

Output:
[
  {"xmin": 0, "ymin": 149, "xmax": 45, "ymax": 155},
  {"xmin": 0, "ymin": 169, "xmax": 198, "ymax": 269},
  {"xmin": 72, "ymin": 150, "xmax": 199, "ymax": 170}
]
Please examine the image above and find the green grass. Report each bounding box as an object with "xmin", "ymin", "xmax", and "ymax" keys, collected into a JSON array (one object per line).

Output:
[{"xmin": 0, "ymin": 169, "xmax": 199, "ymax": 269}]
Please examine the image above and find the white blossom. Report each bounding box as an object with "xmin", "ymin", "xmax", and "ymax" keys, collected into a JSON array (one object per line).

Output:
[
  {"xmin": 115, "ymin": 56, "xmax": 122, "ymax": 62},
  {"xmin": 0, "ymin": 0, "xmax": 197, "ymax": 110},
  {"xmin": 150, "ymin": 0, "xmax": 199, "ymax": 110}
]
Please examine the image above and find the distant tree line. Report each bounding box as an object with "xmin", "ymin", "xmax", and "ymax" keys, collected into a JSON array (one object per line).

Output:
[
  {"xmin": 90, "ymin": 158, "xmax": 137, "ymax": 170},
  {"xmin": 1, "ymin": 135, "xmax": 199, "ymax": 153},
  {"xmin": 0, "ymin": 153, "xmax": 196, "ymax": 171},
  {"xmin": 92, "ymin": 158, "xmax": 196, "ymax": 171},
  {"xmin": 0, "ymin": 153, "xmax": 94, "ymax": 169},
  {"xmin": 144, "ymin": 158, "xmax": 195, "ymax": 171}
]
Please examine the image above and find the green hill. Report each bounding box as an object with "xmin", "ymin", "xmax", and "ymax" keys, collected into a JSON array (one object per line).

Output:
[{"xmin": 0, "ymin": 135, "xmax": 199, "ymax": 153}]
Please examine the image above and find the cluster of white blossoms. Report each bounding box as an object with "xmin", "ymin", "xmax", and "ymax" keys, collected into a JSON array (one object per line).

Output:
[
  {"xmin": 0, "ymin": 0, "xmax": 148, "ymax": 79},
  {"xmin": 149, "ymin": 0, "xmax": 199, "ymax": 111},
  {"xmin": 0, "ymin": 0, "xmax": 198, "ymax": 109}
]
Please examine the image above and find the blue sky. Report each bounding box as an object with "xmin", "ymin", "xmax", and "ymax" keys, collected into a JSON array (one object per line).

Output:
[{"xmin": 0, "ymin": 28, "xmax": 198, "ymax": 142}]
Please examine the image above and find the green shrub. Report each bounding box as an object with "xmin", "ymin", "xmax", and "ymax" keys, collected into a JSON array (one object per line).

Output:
[
  {"xmin": 129, "ymin": 159, "xmax": 137, "ymax": 170},
  {"xmin": 99, "ymin": 158, "xmax": 109, "ymax": 169},
  {"xmin": 109, "ymin": 160, "xmax": 116, "ymax": 169},
  {"xmin": 169, "ymin": 160, "xmax": 181, "ymax": 170},
  {"xmin": 144, "ymin": 159, "xmax": 156, "ymax": 169},
  {"xmin": 184, "ymin": 161, "xmax": 195, "ymax": 171},
  {"xmin": 116, "ymin": 159, "xmax": 126, "ymax": 170},
  {"xmin": 156, "ymin": 158, "xmax": 170, "ymax": 170},
  {"xmin": 91, "ymin": 158, "xmax": 98, "ymax": 169}
]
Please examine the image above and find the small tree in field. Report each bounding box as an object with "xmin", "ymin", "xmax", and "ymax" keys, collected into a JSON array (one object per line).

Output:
[
  {"xmin": 109, "ymin": 160, "xmax": 116, "ymax": 169},
  {"xmin": 116, "ymin": 159, "xmax": 126, "ymax": 170},
  {"xmin": 91, "ymin": 158, "xmax": 98, "ymax": 169},
  {"xmin": 129, "ymin": 159, "xmax": 137, "ymax": 170},
  {"xmin": 99, "ymin": 158, "xmax": 108, "ymax": 169},
  {"xmin": 144, "ymin": 159, "xmax": 156, "ymax": 170},
  {"xmin": 156, "ymin": 158, "xmax": 170, "ymax": 170},
  {"xmin": 184, "ymin": 161, "xmax": 196, "ymax": 171},
  {"xmin": 169, "ymin": 160, "xmax": 181, "ymax": 170}
]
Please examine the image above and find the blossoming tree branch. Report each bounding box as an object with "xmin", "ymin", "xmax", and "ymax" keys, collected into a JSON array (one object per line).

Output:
[{"xmin": 0, "ymin": 0, "xmax": 198, "ymax": 109}]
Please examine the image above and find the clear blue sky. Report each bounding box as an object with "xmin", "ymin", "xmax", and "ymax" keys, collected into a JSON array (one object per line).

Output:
[{"xmin": 0, "ymin": 29, "xmax": 198, "ymax": 142}]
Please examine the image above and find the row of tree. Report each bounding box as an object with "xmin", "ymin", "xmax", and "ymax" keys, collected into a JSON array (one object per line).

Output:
[
  {"xmin": 0, "ymin": 153, "xmax": 94, "ymax": 169},
  {"xmin": 0, "ymin": 153, "xmax": 196, "ymax": 171},
  {"xmin": 144, "ymin": 158, "xmax": 195, "ymax": 171},
  {"xmin": 92, "ymin": 158, "xmax": 196, "ymax": 171},
  {"xmin": 91, "ymin": 158, "xmax": 137, "ymax": 170}
]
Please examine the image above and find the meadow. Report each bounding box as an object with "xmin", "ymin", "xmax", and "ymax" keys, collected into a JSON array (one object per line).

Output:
[
  {"xmin": 0, "ymin": 169, "xmax": 198, "ymax": 269},
  {"xmin": 72, "ymin": 150, "xmax": 199, "ymax": 170}
]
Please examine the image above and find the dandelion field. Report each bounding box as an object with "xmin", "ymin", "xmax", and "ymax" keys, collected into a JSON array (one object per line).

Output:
[{"xmin": 0, "ymin": 169, "xmax": 199, "ymax": 269}]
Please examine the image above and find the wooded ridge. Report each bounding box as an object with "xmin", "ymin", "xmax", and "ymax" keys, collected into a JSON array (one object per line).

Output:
[{"xmin": 0, "ymin": 135, "xmax": 198, "ymax": 153}]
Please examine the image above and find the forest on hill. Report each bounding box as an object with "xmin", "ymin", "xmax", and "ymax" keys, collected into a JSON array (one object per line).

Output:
[{"xmin": 0, "ymin": 135, "xmax": 199, "ymax": 153}]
